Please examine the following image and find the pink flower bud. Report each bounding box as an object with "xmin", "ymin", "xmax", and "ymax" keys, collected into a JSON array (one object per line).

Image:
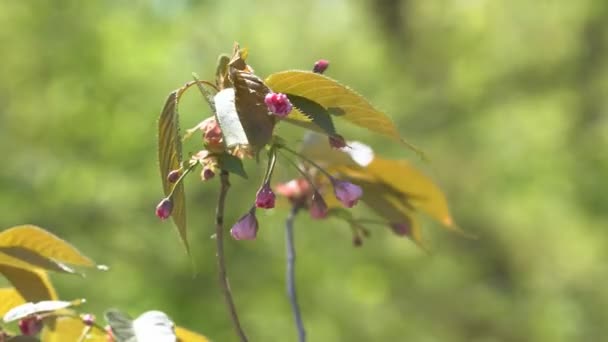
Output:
[
  {"xmin": 167, "ymin": 169, "xmax": 181, "ymax": 183},
  {"xmin": 313, "ymin": 59, "xmax": 330, "ymax": 74},
  {"xmin": 332, "ymin": 179, "xmax": 363, "ymax": 208},
  {"xmin": 255, "ymin": 184, "xmax": 276, "ymax": 209},
  {"xmin": 18, "ymin": 315, "xmax": 42, "ymax": 336},
  {"xmin": 202, "ymin": 167, "xmax": 215, "ymax": 181},
  {"xmin": 390, "ymin": 221, "xmax": 411, "ymax": 237},
  {"xmin": 155, "ymin": 198, "xmax": 173, "ymax": 220},
  {"xmin": 82, "ymin": 313, "xmax": 95, "ymax": 326},
  {"xmin": 264, "ymin": 92, "xmax": 293, "ymax": 118},
  {"xmin": 310, "ymin": 192, "xmax": 328, "ymax": 219},
  {"xmin": 230, "ymin": 209, "xmax": 259, "ymax": 240},
  {"xmin": 328, "ymin": 134, "xmax": 346, "ymax": 149}
]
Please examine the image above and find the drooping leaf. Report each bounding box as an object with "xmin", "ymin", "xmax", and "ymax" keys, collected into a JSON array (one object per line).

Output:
[
  {"xmin": 0, "ymin": 225, "xmax": 94, "ymax": 267},
  {"xmin": 229, "ymin": 44, "xmax": 275, "ymax": 150},
  {"xmin": 0, "ymin": 288, "xmax": 26, "ymax": 317},
  {"xmin": 158, "ymin": 89, "xmax": 189, "ymax": 254},
  {"xmin": 175, "ymin": 326, "xmax": 210, "ymax": 342},
  {"xmin": 265, "ymin": 70, "xmax": 424, "ymax": 157},
  {"xmin": 286, "ymin": 95, "xmax": 337, "ymax": 136},
  {"xmin": 218, "ymin": 152, "xmax": 248, "ymax": 179},
  {"xmin": 132, "ymin": 311, "xmax": 176, "ymax": 342},
  {"xmin": 0, "ymin": 266, "xmax": 57, "ymax": 302},
  {"xmin": 104, "ymin": 310, "xmax": 135, "ymax": 342},
  {"xmin": 42, "ymin": 315, "xmax": 106, "ymax": 342},
  {"xmin": 3, "ymin": 300, "xmax": 74, "ymax": 323},
  {"xmin": 213, "ymin": 88, "xmax": 249, "ymax": 148}
]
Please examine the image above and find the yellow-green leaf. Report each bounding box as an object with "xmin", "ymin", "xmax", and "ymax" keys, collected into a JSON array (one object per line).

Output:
[
  {"xmin": 42, "ymin": 315, "xmax": 106, "ymax": 342},
  {"xmin": 214, "ymin": 88, "xmax": 249, "ymax": 148},
  {"xmin": 0, "ymin": 266, "xmax": 57, "ymax": 302},
  {"xmin": 0, "ymin": 288, "xmax": 26, "ymax": 317},
  {"xmin": 265, "ymin": 70, "xmax": 424, "ymax": 157},
  {"xmin": 176, "ymin": 326, "xmax": 210, "ymax": 342},
  {"xmin": 0, "ymin": 225, "xmax": 93, "ymax": 266},
  {"xmin": 158, "ymin": 89, "xmax": 189, "ymax": 254},
  {"xmin": 0, "ymin": 248, "xmax": 76, "ymax": 274}
]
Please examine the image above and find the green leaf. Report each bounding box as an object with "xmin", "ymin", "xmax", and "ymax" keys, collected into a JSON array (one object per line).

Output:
[
  {"xmin": 0, "ymin": 225, "xmax": 94, "ymax": 267},
  {"xmin": 158, "ymin": 90, "xmax": 189, "ymax": 254},
  {"xmin": 265, "ymin": 70, "xmax": 424, "ymax": 157},
  {"xmin": 213, "ymin": 88, "xmax": 249, "ymax": 148},
  {"xmin": 286, "ymin": 94, "xmax": 336, "ymax": 136},
  {"xmin": 0, "ymin": 266, "xmax": 57, "ymax": 302},
  {"xmin": 218, "ymin": 153, "xmax": 248, "ymax": 179},
  {"xmin": 7, "ymin": 336, "xmax": 40, "ymax": 341}
]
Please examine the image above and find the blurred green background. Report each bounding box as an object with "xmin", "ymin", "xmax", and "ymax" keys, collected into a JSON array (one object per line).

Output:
[{"xmin": 1, "ymin": 0, "xmax": 607, "ymax": 341}]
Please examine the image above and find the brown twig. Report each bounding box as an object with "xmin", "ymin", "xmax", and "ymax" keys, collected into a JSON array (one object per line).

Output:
[
  {"xmin": 215, "ymin": 170, "xmax": 248, "ymax": 341},
  {"xmin": 285, "ymin": 205, "xmax": 306, "ymax": 342}
]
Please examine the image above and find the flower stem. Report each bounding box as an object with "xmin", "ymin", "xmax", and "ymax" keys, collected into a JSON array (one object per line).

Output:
[
  {"xmin": 215, "ymin": 170, "xmax": 248, "ymax": 342},
  {"xmin": 285, "ymin": 205, "xmax": 306, "ymax": 342}
]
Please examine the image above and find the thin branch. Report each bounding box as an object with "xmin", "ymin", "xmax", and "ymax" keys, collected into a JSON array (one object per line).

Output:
[
  {"xmin": 215, "ymin": 170, "xmax": 248, "ymax": 342},
  {"xmin": 285, "ymin": 205, "xmax": 306, "ymax": 342}
]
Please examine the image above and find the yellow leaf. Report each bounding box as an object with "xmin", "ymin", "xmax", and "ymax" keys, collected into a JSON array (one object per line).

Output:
[
  {"xmin": 176, "ymin": 326, "xmax": 211, "ymax": 342},
  {"xmin": 42, "ymin": 315, "xmax": 106, "ymax": 342},
  {"xmin": 0, "ymin": 250, "xmax": 47, "ymax": 271},
  {"xmin": 158, "ymin": 89, "xmax": 189, "ymax": 254},
  {"xmin": 363, "ymin": 159, "xmax": 458, "ymax": 231},
  {"xmin": 0, "ymin": 225, "xmax": 93, "ymax": 266},
  {"xmin": 0, "ymin": 266, "xmax": 57, "ymax": 301},
  {"xmin": 0, "ymin": 288, "xmax": 26, "ymax": 317},
  {"xmin": 265, "ymin": 70, "xmax": 424, "ymax": 157}
]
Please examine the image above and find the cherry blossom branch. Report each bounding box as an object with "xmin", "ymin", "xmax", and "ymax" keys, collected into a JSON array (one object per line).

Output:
[
  {"xmin": 215, "ymin": 170, "xmax": 248, "ymax": 342},
  {"xmin": 285, "ymin": 204, "xmax": 306, "ymax": 342}
]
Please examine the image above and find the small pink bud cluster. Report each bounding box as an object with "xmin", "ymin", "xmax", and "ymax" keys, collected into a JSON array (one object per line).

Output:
[
  {"xmin": 390, "ymin": 221, "xmax": 411, "ymax": 237},
  {"xmin": 230, "ymin": 208, "xmax": 259, "ymax": 240},
  {"xmin": 18, "ymin": 315, "xmax": 42, "ymax": 336},
  {"xmin": 255, "ymin": 183, "xmax": 276, "ymax": 209},
  {"xmin": 155, "ymin": 197, "xmax": 173, "ymax": 220},
  {"xmin": 313, "ymin": 59, "xmax": 330, "ymax": 74},
  {"xmin": 265, "ymin": 93, "xmax": 293, "ymax": 118}
]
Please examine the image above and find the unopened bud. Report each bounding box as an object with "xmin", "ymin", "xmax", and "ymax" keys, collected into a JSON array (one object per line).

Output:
[
  {"xmin": 332, "ymin": 179, "xmax": 363, "ymax": 208},
  {"xmin": 167, "ymin": 169, "xmax": 181, "ymax": 183},
  {"xmin": 329, "ymin": 134, "xmax": 346, "ymax": 149},
  {"xmin": 353, "ymin": 235, "xmax": 363, "ymax": 247},
  {"xmin": 82, "ymin": 313, "xmax": 95, "ymax": 326},
  {"xmin": 390, "ymin": 221, "xmax": 411, "ymax": 237},
  {"xmin": 255, "ymin": 183, "xmax": 276, "ymax": 209},
  {"xmin": 264, "ymin": 92, "xmax": 293, "ymax": 118},
  {"xmin": 313, "ymin": 59, "xmax": 330, "ymax": 74},
  {"xmin": 230, "ymin": 208, "xmax": 259, "ymax": 240},
  {"xmin": 310, "ymin": 192, "xmax": 328, "ymax": 219},
  {"xmin": 202, "ymin": 167, "xmax": 215, "ymax": 181},
  {"xmin": 155, "ymin": 197, "xmax": 173, "ymax": 220},
  {"xmin": 18, "ymin": 315, "xmax": 42, "ymax": 336}
]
